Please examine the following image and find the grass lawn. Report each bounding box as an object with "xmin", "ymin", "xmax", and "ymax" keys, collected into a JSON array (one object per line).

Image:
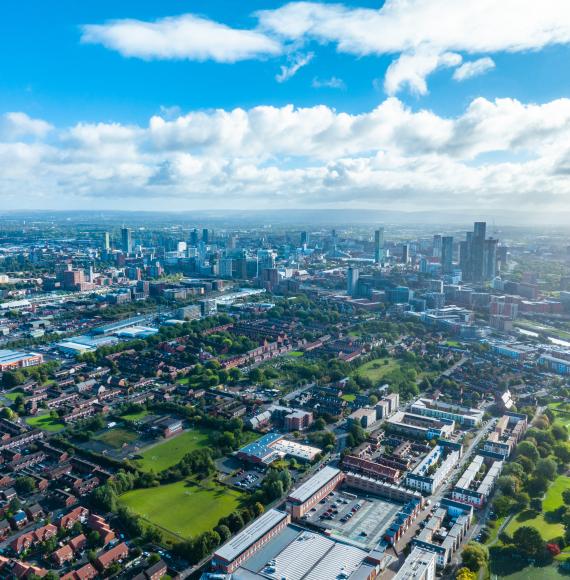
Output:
[
  {"xmin": 341, "ymin": 393, "xmax": 356, "ymax": 402},
  {"xmin": 498, "ymin": 565, "xmax": 567, "ymax": 579},
  {"xmin": 120, "ymin": 409, "xmax": 149, "ymax": 422},
  {"xmin": 135, "ymin": 428, "xmax": 212, "ymax": 473},
  {"xmin": 506, "ymin": 475, "xmax": 570, "ymax": 541},
  {"xmin": 120, "ymin": 479, "xmax": 243, "ymax": 541},
  {"xmin": 25, "ymin": 413, "xmax": 65, "ymax": 432},
  {"xmin": 4, "ymin": 389, "xmax": 24, "ymax": 402},
  {"xmin": 288, "ymin": 351, "xmax": 304, "ymax": 357},
  {"xmin": 176, "ymin": 377, "xmax": 190, "ymax": 385},
  {"xmin": 353, "ymin": 357, "xmax": 400, "ymax": 382},
  {"xmin": 445, "ymin": 340, "xmax": 462, "ymax": 347},
  {"xmin": 94, "ymin": 428, "xmax": 138, "ymax": 449}
]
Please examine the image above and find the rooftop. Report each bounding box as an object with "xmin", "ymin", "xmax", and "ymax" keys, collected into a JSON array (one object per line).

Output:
[{"xmin": 287, "ymin": 466, "xmax": 341, "ymax": 504}]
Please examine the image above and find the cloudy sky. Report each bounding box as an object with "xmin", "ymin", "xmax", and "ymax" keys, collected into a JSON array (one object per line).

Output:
[{"xmin": 2, "ymin": 0, "xmax": 570, "ymax": 216}]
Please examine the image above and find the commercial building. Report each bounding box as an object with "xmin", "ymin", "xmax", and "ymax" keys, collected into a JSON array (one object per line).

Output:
[
  {"xmin": 0, "ymin": 350, "xmax": 44, "ymax": 371},
  {"xmin": 374, "ymin": 228, "xmax": 384, "ymax": 264},
  {"xmin": 410, "ymin": 398, "xmax": 484, "ymax": 428},
  {"xmin": 539, "ymin": 354, "xmax": 570, "ymax": 375},
  {"xmin": 212, "ymin": 509, "xmax": 291, "ymax": 573},
  {"xmin": 237, "ymin": 433, "xmax": 321, "ymax": 465},
  {"xmin": 286, "ymin": 466, "xmax": 344, "ymax": 519}
]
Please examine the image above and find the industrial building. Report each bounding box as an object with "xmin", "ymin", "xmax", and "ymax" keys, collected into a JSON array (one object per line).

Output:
[
  {"xmin": 0, "ymin": 350, "xmax": 44, "ymax": 371},
  {"xmin": 286, "ymin": 466, "xmax": 344, "ymax": 519}
]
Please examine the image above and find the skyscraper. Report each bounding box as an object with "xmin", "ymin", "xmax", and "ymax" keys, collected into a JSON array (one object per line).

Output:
[
  {"xmin": 202, "ymin": 228, "xmax": 209, "ymax": 244},
  {"xmin": 402, "ymin": 244, "xmax": 410, "ymax": 264},
  {"xmin": 374, "ymin": 228, "xmax": 384, "ymax": 264},
  {"xmin": 103, "ymin": 232, "xmax": 110, "ymax": 252},
  {"xmin": 301, "ymin": 231, "xmax": 309, "ymax": 246},
  {"xmin": 121, "ymin": 227, "xmax": 133, "ymax": 254},
  {"xmin": 484, "ymin": 238, "xmax": 498, "ymax": 280},
  {"xmin": 441, "ymin": 236, "xmax": 454, "ymax": 274},
  {"xmin": 346, "ymin": 267, "xmax": 359, "ymax": 296},
  {"xmin": 432, "ymin": 234, "xmax": 442, "ymax": 259},
  {"xmin": 471, "ymin": 222, "xmax": 486, "ymax": 282}
]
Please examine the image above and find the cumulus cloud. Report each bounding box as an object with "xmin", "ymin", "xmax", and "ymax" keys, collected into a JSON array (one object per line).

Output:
[
  {"xmin": 453, "ymin": 57, "xmax": 496, "ymax": 81},
  {"xmin": 385, "ymin": 51, "xmax": 462, "ymax": 95},
  {"xmin": 257, "ymin": 0, "xmax": 570, "ymax": 93},
  {"xmin": 3, "ymin": 97, "xmax": 570, "ymax": 211},
  {"xmin": 81, "ymin": 14, "xmax": 281, "ymax": 62},
  {"xmin": 1, "ymin": 112, "xmax": 53, "ymax": 140},
  {"xmin": 275, "ymin": 52, "xmax": 314, "ymax": 82}
]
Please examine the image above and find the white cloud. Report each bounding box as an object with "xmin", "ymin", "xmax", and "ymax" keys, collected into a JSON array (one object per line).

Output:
[
  {"xmin": 1, "ymin": 112, "xmax": 53, "ymax": 140},
  {"xmin": 257, "ymin": 0, "xmax": 570, "ymax": 93},
  {"xmin": 312, "ymin": 76, "xmax": 346, "ymax": 89},
  {"xmin": 385, "ymin": 51, "xmax": 462, "ymax": 95},
  {"xmin": 3, "ymin": 97, "xmax": 570, "ymax": 212},
  {"xmin": 275, "ymin": 52, "xmax": 314, "ymax": 82},
  {"xmin": 453, "ymin": 57, "xmax": 496, "ymax": 81},
  {"xmin": 81, "ymin": 14, "xmax": 281, "ymax": 63}
]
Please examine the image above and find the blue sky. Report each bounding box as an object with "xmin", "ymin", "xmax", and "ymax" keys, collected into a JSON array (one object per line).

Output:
[
  {"xmin": 1, "ymin": 0, "xmax": 570, "ymax": 214},
  {"xmin": 3, "ymin": 0, "xmax": 570, "ymax": 124}
]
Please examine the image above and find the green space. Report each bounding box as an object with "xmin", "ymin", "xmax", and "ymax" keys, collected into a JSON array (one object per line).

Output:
[
  {"xmin": 4, "ymin": 389, "xmax": 24, "ymax": 402},
  {"xmin": 445, "ymin": 340, "xmax": 462, "ymax": 348},
  {"xmin": 94, "ymin": 427, "xmax": 138, "ymax": 449},
  {"xmin": 341, "ymin": 393, "xmax": 356, "ymax": 402},
  {"xmin": 176, "ymin": 377, "xmax": 190, "ymax": 385},
  {"xmin": 353, "ymin": 357, "xmax": 400, "ymax": 382},
  {"xmin": 25, "ymin": 413, "xmax": 65, "ymax": 432},
  {"xmin": 498, "ymin": 565, "xmax": 566, "ymax": 579},
  {"xmin": 505, "ymin": 475, "xmax": 570, "ymax": 541},
  {"xmin": 548, "ymin": 404, "xmax": 570, "ymax": 432},
  {"xmin": 120, "ymin": 409, "xmax": 150, "ymax": 422},
  {"xmin": 135, "ymin": 428, "xmax": 212, "ymax": 473},
  {"xmin": 515, "ymin": 320, "xmax": 570, "ymax": 342},
  {"xmin": 288, "ymin": 351, "xmax": 304, "ymax": 357},
  {"xmin": 119, "ymin": 479, "xmax": 243, "ymax": 541}
]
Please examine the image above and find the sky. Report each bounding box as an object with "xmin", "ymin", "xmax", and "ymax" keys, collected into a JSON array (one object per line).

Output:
[{"xmin": 2, "ymin": 0, "xmax": 570, "ymax": 217}]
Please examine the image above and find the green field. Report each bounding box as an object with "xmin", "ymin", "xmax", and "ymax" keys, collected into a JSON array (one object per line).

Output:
[
  {"xmin": 25, "ymin": 413, "xmax": 65, "ymax": 432},
  {"xmin": 505, "ymin": 475, "xmax": 570, "ymax": 541},
  {"xmin": 135, "ymin": 428, "xmax": 212, "ymax": 473},
  {"xmin": 353, "ymin": 357, "xmax": 399, "ymax": 382},
  {"xmin": 95, "ymin": 428, "xmax": 138, "ymax": 449},
  {"xmin": 120, "ymin": 479, "xmax": 243, "ymax": 541},
  {"xmin": 120, "ymin": 410, "xmax": 149, "ymax": 422},
  {"xmin": 498, "ymin": 565, "xmax": 566, "ymax": 579},
  {"xmin": 288, "ymin": 351, "xmax": 304, "ymax": 357},
  {"xmin": 4, "ymin": 389, "xmax": 24, "ymax": 402},
  {"xmin": 341, "ymin": 393, "xmax": 356, "ymax": 402}
]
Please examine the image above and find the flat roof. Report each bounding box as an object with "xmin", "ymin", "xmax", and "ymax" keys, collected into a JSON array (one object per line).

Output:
[
  {"xmin": 287, "ymin": 466, "xmax": 341, "ymax": 504},
  {"xmin": 214, "ymin": 509, "xmax": 288, "ymax": 563},
  {"xmin": 0, "ymin": 349, "xmax": 40, "ymax": 363},
  {"xmin": 393, "ymin": 547, "xmax": 435, "ymax": 579}
]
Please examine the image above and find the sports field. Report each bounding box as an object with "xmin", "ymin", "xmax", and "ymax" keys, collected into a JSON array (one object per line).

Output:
[
  {"xmin": 120, "ymin": 409, "xmax": 149, "ymax": 422},
  {"xmin": 25, "ymin": 413, "xmax": 65, "ymax": 432},
  {"xmin": 120, "ymin": 479, "xmax": 243, "ymax": 541},
  {"xmin": 135, "ymin": 428, "xmax": 212, "ymax": 472},
  {"xmin": 94, "ymin": 428, "xmax": 138, "ymax": 449}
]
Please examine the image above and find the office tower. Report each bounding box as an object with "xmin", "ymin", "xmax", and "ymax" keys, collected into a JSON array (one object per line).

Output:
[
  {"xmin": 432, "ymin": 234, "xmax": 442, "ymax": 259},
  {"xmin": 402, "ymin": 244, "xmax": 410, "ymax": 264},
  {"xmin": 103, "ymin": 232, "xmax": 110, "ymax": 252},
  {"xmin": 497, "ymin": 245, "xmax": 508, "ymax": 270},
  {"xmin": 484, "ymin": 238, "xmax": 498, "ymax": 280},
  {"xmin": 121, "ymin": 227, "xmax": 133, "ymax": 254},
  {"xmin": 301, "ymin": 231, "xmax": 309, "ymax": 246},
  {"xmin": 190, "ymin": 229, "xmax": 199, "ymax": 245},
  {"xmin": 202, "ymin": 228, "xmax": 209, "ymax": 244},
  {"xmin": 471, "ymin": 221, "xmax": 486, "ymax": 282},
  {"xmin": 441, "ymin": 236, "xmax": 454, "ymax": 274},
  {"xmin": 233, "ymin": 257, "xmax": 248, "ymax": 279},
  {"xmin": 62, "ymin": 269, "xmax": 85, "ymax": 290},
  {"xmin": 219, "ymin": 258, "xmax": 234, "ymax": 278},
  {"xmin": 374, "ymin": 228, "xmax": 384, "ymax": 264},
  {"xmin": 177, "ymin": 241, "xmax": 187, "ymax": 253},
  {"xmin": 346, "ymin": 267, "xmax": 359, "ymax": 296},
  {"xmin": 258, "ymin": 249, "xmax": 276, "ymax": 271}
]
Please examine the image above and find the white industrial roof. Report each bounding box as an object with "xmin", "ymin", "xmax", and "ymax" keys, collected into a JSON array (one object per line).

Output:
[{"xmin": 287, "ymin": 466, "xmax": 341, "ymax": 504}]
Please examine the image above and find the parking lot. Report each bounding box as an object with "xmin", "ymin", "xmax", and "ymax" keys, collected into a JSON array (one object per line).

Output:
[
  {"xmin": 302, "ymin": 490, "xmax": 402, "ymax": 549},
  {"xmin": 227, "ymin": 468, "xmax": 265, "ymax": 490}
]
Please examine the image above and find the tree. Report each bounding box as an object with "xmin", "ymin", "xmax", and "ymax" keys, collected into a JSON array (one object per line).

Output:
[
  {"xmin": 513, "ymin": 526, "xmax": 544, "ymax": 558},
  {"xmin": 497, "ymin": 475, "xmax": 518, "ymax": 496},
  {"xmin": 14, "ymin": 476, "xmax": 36, "ymax": 495},
  {"xmin": 214, "ymin": 524, "xmax": 232, "ymax": 543},
  {"xmin": 314, "ymin": 418, "xmax": 326, "ymax": 431},
  {"xmin": 461, "ymin": 542, "xmax": 488, "ymax": 572},
  {"xmin": 552, "ymin": 424, "xmax": 568, "ymax": 441},
  {"xmin": 526, "ymin": 475, "xmax": 549, "ymax": 498},
  {"xmin": 516, "ymin": 441, "xmax": 540, "ymax": 463},
  {"xmin": 535, "ymin": 458, "xmax": 557, "ymax": 481},
  {"xmin": 456, "ymin": 567, "xmax": 477, "ymax": 580},
  {"xmin": 562, "ymin": 489, "xmax": 570, "ymax": 506}
]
